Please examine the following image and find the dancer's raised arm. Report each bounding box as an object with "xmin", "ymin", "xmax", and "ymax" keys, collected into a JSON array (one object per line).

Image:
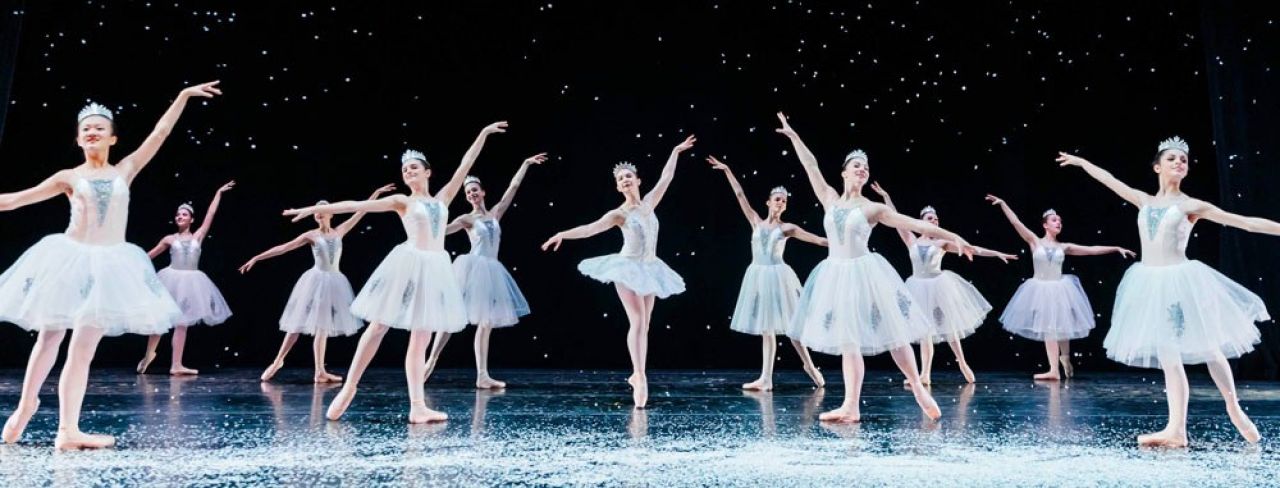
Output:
[
  {"xmin": 869, "ymin": 182, "xmax": 914, "ymax": 246},
  {"xmin": 193, "ymin": 180, "xmax": 235, "ymax": 241},
  {"xmin": 706, "ymin": 156, "xmax": 761, "ymax": 226},
  {"xmin": 645, "ymin": 135, "xmax": 696, "ymax": 208},
  {"xmin": 1057, "ymin": 153, "xmax": 1149, "ymax": 207},
  {"xmin": 1182, "ymin": 199, "xmax": 1280, "ymax": 236},
  {"xmin": 985, "ymin": 194, "xmax": 1039, "ymax": 246},
  {"xmin": 492, "ymin": 153, "xmax": 547, "ymax": 220},
  {"xmin": 540, "ymin": 210, "xmax": 624, "ymax": 251},
  {"xmin": 0, "ymin": 171, "xmax": 73, "ymax": 212},
  {"xmin": 238, "ymin": 232, "xmax": 314, "ymax": 274},
  {"xmin": 119, "ymin": 81, "xmax": 222, "ymax": 183},
  {"xmin": 1063, "ymin": 243, "xmax": 1136, "ymax": 258},
  {"xmin": 867, "ymin": 203, "xmax": 975, "ymax": 259},
  {"xmin": 284, "ymin": 195, "xmax": 404, "ymax": 222},
  {"xmin": 439, "ymin": 121, "xmax": 508, "ymax": 205},
  {"xmin": 775, "ymin": 112, "xmax": 837, "ymax": 205},
  {"xmin": 335, "ymin": 184, "xmax": 397, "ymax": 236}
]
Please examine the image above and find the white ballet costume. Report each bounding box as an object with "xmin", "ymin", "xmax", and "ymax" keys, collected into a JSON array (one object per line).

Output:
[
  {"xmin": 350, "ymin": 197, "xmax": 467, "ymax": 332},
  {"xmin": 999, "ymin": 241, "xmax": 1095, "ymax": 341},
  {"xmin": 577, "ymin": 200, "xmax": 685, "ymax": 298},
  {"xmin": 793, "ymin": 204, "xmax": 932, "ymax": 355},
  {"xmin": 157, "ymin": 236, "xmax": 232, "ymax": 326},
  {"xmin": 904, "ymin": 238, "xmax": 993, "ymax": 342},
  {"xmin": 0, "ymin": 172, "xmax": 180, "ymax": 336},
  {"xmin": 278, "ymin": 233, "xmax": 363, "ymax": 337},
  {"xmin": 1104, "ymin": 198, "xmax": 1269, "ymax": 368},
  {"xmin": 729, "ymin": 224, "xmax": 803, "ymax": 336},
  {"xmin": 453, "ymin": 216, "xmax": 530, "ymax": 328}
]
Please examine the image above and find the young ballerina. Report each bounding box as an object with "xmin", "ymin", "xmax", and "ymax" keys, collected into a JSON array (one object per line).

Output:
[
  {"xmin": 705, "ymin": 155, "xmax": 827, "ymax": 391},
  {"xmin": 285, "ymin": 121, "xmax": 508, "ymax": 423},
  {"xmin": 137, "ymin": 181, "xmax": 237, "ymax": 375},
  {"xmin": 241, "ymin": 184, "xmax": 396, "ymax": 383},
  {"xmin": 986, "ymin": 194, "xmax": 1135, "ymax": 381},
  {"xmin": 775, "ymin": 112, "xmax": 973, "ymax": 422},
  {"xmin": 1060, "ymin": 137, "xmax": 1272, "ymax": 447},
  {"xmin": 541, "ymin": 135, "xmax": 695, "ymax": 408},
  {"xmin": 422, "ymin": 152, "xmax": 548, "ymax": 389},
  {"xmin": 869, "ymin": 182, "xmax": 1018, "ymax": 385},
  {"xmin": 0, "ymin": 81, "xmax": 221, "ymax": 449}
]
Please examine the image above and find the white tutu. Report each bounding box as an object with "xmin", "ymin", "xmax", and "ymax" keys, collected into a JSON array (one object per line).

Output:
[
  {"xmin": 279, "ymin": 268, "xmax": 363, "ymax": 337},
  {"xmin": 793, "ymin": 254, "xmax": 932, "ymax": 355},
  {"xmin": 1104, "ymin": 260, "xmax": 1269, "ymax": 368},
  {"xmin": 905, "ymin": 271, "xmax": 992, "ymax": 343},
  {"xmin": 157, "ymin": 267, "xmax": 232, "ymax": 326},
  {"xmin": 454, "ymin": 254, "xmax": 529, "ymax": 328},
  {"xmin": 999, "ymin": 275, "xmax": 1095, "ymax": 341},
  {"xmin": 577, "ymin": 255, "xmax": 685, "ymax": 298},
  {"xmin": 730, "ymin": 263, "xmax": 802, "ymax": 336},
  {"xmin": 351, "ymin": 243, "xmax": 467, "ymax": 332},
  {"xmin": 0, "ymin": 234, "xmax": 180, "ymax": 336}
]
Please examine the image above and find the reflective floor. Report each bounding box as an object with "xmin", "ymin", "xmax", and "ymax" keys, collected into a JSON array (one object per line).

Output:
[{"xmin": 0, "ymin": 368, "xmax": 1278, "ymax": 485}]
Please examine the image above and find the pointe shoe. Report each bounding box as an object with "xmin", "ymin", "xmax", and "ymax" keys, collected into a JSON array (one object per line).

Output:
[
  {"xmin": 1229, "ymin": 409, "xmax": 1262, "ymax": 443},
  {"xmin": 422, "ymin": 360, "xmax": 439, "ymax": 384},
  {"xmin": 803, "ymin": 364, "xmax": 826, "ymax": 388},
  {"xmin": 819, "ymin": 406, "xmax": 861, "ymax": 423},
  {"xmin": 136, "ymin": 352, "xmax": 157, "ymax": 374},
  {"xmin": 170, "ymin": 366, "xmax": 199, "ymax": 376},
  {"xmin": 2, "ymin": 400, "xmax": 39, "ymax": 444},
  {"xmin": 959, "ymin": 364, "xmax": 976, "ymax": 384},
  {"xmin": 628, "ymin": 375, "xmax": 649, "ymax": 409},
  {"xmin": 1059, "ymin": 356, "xmax": 1074, "ymax": 378},
  {"xmin": 326, "ymin": 387, "xmax": 356, "ymax": 421},
  {"xmin": 1137, "ymin": 429, "xmax": 1188, "ymax": 448},
  {"xmin": 54, "ymin": 430, "xmax": 116, "ymax": 451},
  {"xmin": 261, "ymin": 362, "xmax": 284, "ymax": 382},
  {"xmin": 741, "ymin": 378, "xmax": 773, "ymax": 392},
  {"xmin": 1033, "ymin": 371, "xmax": 1060, "ymax": 381},
  {"xmin": 903, "ymin": 376, "xmax": 932, "ymax": 386},
  {"xmin": 408, "ymin": 402, "xmax": 448, "ymax": 424},
  {"xmin": 909, "ymin": 383, "xmax": 942, "ymax": 421},
  {"xmin": 475, "ymin": 376, "xmax": 506, "ymax": 389}
]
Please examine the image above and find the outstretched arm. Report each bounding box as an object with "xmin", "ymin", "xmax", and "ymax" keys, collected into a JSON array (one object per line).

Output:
[
  {"xmin": 284, "ymin": 195, "xmax": 404, "ymax": 222},
  {"xmin": 1064, "ymin": 243, "xmax": 1136, "ymax": 258},
  {"xmin": 938, "ymin": 240, "xmax": 1018, "ymax": 263},
  {"xmin": 872, "ymin": 203, "xmax": 975, "ymax": 259},
  {"xmin": 706, "ymin": 156, "xmax": 761, "ymax": 226},
  {"xmin": 119, "ymin": 81, "xmax": 222, "ymax": 184},
  {"xmin": 444, "ymin": 214, "xmax": 473, "ymax": 236},
  {"xmin": 1057, "ymin": 153, "xmax": 1149, "ymax": 207},
  {"xmin": 239, "ymin": 231, "xmax": 314, "ymax": 273},
  {"xmin": 147, "ymin": 235, "xmax": 173, "ymax": 260},
  {"xmin": 0, "ymin": 170, "xmax": 72, "ymax": 212},
  {"xmin": 540, "ymin": 210, "xmax": 624, "ymax": 251},
  {"xmin": 1185, "ymin": 199, "xmax": 1280, "ymax": 236},
  {"xmin": 439, "ymin": 121, "xmax": 508, "ymax": 205},
  {"xmin": 775, "ymin": 112, "xmax": 838, "ymax": 205},
  {"xmin": 645, "ymin": 135, "xmax": 696, "ymax": 208},
  {"xmin": 492, "ymin": 153, "xmax": 548, "ymax": 220},
  {"xmin": 193, "ymin": 180, "xmax": 235, "ymax": 241},
  {"xmin": 985, "ymin": 194, "xmax": 1039, "ymax": 246},
  {"xmin": 869, "ymin": 181, "xmax": 914, "ymax": 247},
  {"xmin": 783, "ymin": 223, "xmax": 828, "ymax": 247},
  {"xmin": 335, "ymin": 184, "xmax": 397, "ymax": 236}
]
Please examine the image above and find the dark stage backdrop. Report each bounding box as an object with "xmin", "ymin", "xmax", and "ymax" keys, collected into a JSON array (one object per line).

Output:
[{"xmin": 0, "ymin": 1, "xmax": 1273, "ymax": 375}]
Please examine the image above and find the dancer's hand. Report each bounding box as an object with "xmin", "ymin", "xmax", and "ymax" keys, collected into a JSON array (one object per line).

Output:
[
  {"xmin": 954, "ymin": 238, "xmax": 977, "ymax": 261},
  {"xmin": 541, "ymin": 233, "xmax": 564, "ymax": 251},
  {"xmin": 1056, "ymin": 152, "xmax": 1088, "ymax": 168},
  {"xmin": 524, "ymin": 152, "xmax": 549, "ymax": 166},
  {"xmin": 482, "ymin": 121, "xmax": 509, "ymax": 135},
  {"xmin": 1117, "ymin": 247, "xmax": 1137, "ymax": 259},
  {"xmin": 995, "ymin": 252, "xmax": 1019, "ymax": 263},
  {"xmin": 775, "ymin": 112, "xmax": 797, "ymax": 139},
  {"xmin": 217, "ymin": 180, "xmax": 236, "ymax": 194},
  {"xmin": 674, "ymin": 135, "xmax": 696, "ymax": 153},
  {"xmin": 869, "ymin": 181, "xmax": 890, "ymax": 199},
  {"xmin": 181, "ymin": 81, "xmax": 222, "ymax": 99},
  {"xmin": 238, "ymin": 259, "xmax": 256, "ymax": 274},
  {"xmin": 706, "ymin": 156, "xmax": 729, "ymax": 171},
  {"xmin": 283, "ymin": 207, "xmax": 313, "ymax": 222},
  {"xmin": 984, "ymin": 194, "xmax": 1005, "ymax": 207},
  {"xmin": 369, "ymin": 183, "xmax": 396, "ymax": 199}
]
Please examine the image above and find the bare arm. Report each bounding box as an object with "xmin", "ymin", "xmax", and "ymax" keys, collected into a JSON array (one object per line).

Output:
[
  {"xmin": 985, "ymin": 195, "xmax": 1039, "ymax": 246},
  {"xmin": 938, "ymin": 240, "xmax": 1018, "ymax": 263},
  {"xmin": 706, "ymin": 156, "xmax": 761, "ymax": 226},
  {"xmin": 118, "ymin": 81, "xmax": 222, "ymax": 184},
  {"xmin": 147, "ymin": 235, "xmax": 173, "ymax": 260},
  {"xmin": 540, "ymin": 210, "xmax": 624, "ymax": 251},
  {"xmin": 1063, "ymin": 243, "xmax": 1136, "ymax": 258},
  {"xmin": 193, "ymin": 180, "xmax": 235, "ymax": 241},
  {"xmin": 0, "ymin": 170, "xmax": 72, "ymax": 212},
  {"xmin": 239, "ymin": 232, "xmax": 314, "ymax": 273},
  {"xmin": 869, "ymin": 181, "xmax": 914, "ymax": 247},
  {"xmin": 439, "ymin": 121, "xmax": 508, "ymax": 205},
  {"xmin": 444, "ymin": 214, "xmax": 473, "ymax": 236},
  {"xmin": 1057, "ymin": 153, "xmax": 1149, "ymax": 207},
  {"xmin": 645, "ymin": 135, "xmax": 696, "ymax": 208},
  {"xmin": 284, "ymin": 195, "xmax": 404, "ymax": 222},
  {"xmin": 1186, "ymin": 199, "xmax": 1280, "ymax": 236},
  {"xmin": 871, "ymin": 203, "xmax": 975, "ymax": 259},
  {"xmin": 775, "ymin": 112, "xmax": 838, "ymax": 205},
  {"xmin": 492, "ymin": 153, "xmax": 548, "ymax": 220},
  {"xmin": 783, "ymin": 223, "xmax": 828, "ymax": 247},
  {"xmin": 335, "ymin": 184, "xmax": 397, "ymax": 236}
]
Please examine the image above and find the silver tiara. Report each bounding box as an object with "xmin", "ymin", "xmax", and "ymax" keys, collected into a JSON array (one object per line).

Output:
[
  {"xmin": 613, "ymin": 162, "xmax": 637, "ymax": 177},
  {"xmin": 770, "ymin": 186, "xmax": 790, "ymax": 197},
  {"xmin": 316, "ymin": 200, "xmax": 330, "ymax": 206},
  {"xmin": 464, "ymin": 175, "xmax": 482, "ymax": 187},
  {"xmin": 844, "ymin": 149, "xmax": 869, "ymax": 165},
  {"xmin": 77, "ymin": 102, "xmax": 113, "ymax": 122},
  {"xmin": 1157, "ymin": 136, "xmax": 1189, "ymax": 154},
  {"xmin": 178, "ymin": 203, "xmax": 195, "ymax": 214},
  {"xmin": 401, "ymin": 149, "xmax": 427, "ymax": 166},
  {"xmin": 1042, "ymin": 208, "xmax": 1058, "ymax": 219},
  {"xmin": 920, "ymin": 206, "xmax": 937, "ymax": 217}
]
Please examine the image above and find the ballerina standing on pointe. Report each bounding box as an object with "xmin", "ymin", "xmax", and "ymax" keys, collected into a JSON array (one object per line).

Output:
[
  {"xmin": 137, "ymin": 181, "xmax": 237, "ymax": 375},
  {"xmin": 706, "ymin": 155, "xmax": 827, "ymax": 391},
  {"xmin": 284, "ymin": 121, "xmax": 508, "ymax": 423},
  {"xmin": 986, "ymin": 194, "xmax": 1134, "ymax": 381},
  {"xmin": 422, "ymin": 153, "xmax": 548, "ymax": 389},
  {"xmin": 776, "ymin": 112, "xmax": 973, "ymax": 423},
  {"xmin": 542, "ymin": 135, "xmax": 695, "ymax": 409},
  {"xmin": 0, "ymin": 81, "xmax": 221, "ymax": 449},
  {"xmin": 868, "ymin": 182, "xmax": 1018, "ymax": 385},
  {"xmin": 241, "ymin": 184, "xmax": 396, "ymax": 383},
  {"xmin": 1061, "ymin": 137, "xmax": 1271, "ymax": 447}
]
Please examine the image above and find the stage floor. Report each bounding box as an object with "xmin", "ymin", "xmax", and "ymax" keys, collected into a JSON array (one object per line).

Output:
[{"xmin": 0, "ymin": 369, "xmax": 1277, "ymax": 485}]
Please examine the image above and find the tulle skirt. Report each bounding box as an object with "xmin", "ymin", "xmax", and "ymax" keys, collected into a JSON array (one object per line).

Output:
[
  {"xmin": 999, "ymin": 275, "xmax": 1095, "ymax": 341},
  {"xmin": 730, "ymin": 263, "xmax": 802, "ymax": 336},
  {"xmin": 157, "ymin": 267, "xmax": 232, "ymax": 326},
  {"xmin": 350, "ymin": 243, "xmax": 467, "ymax": 332},
  {"xmin": 905, "ymin": 271, "xmax": 992, "ymax": 343},
  {"xmin": 0, "ymin": 234, "xmax": 180, "ymax": 336},
  {"xmin": 454, "ymin": 254, "xmax": 530, "ymax": 328},
  {"xmin": 577, "ymin": 254, "xmax": 685, "ymax": 299},
  {"xmin": 1104, "ymin": 260, "xmax": 1269, "ymax": 368},
  {"xmin": 792, "ymin": 253, "xmax": 932, "ymax": 355},
  {"xmin": 279, "ymin": 267, "xmax": 363, "ymax": 337}
]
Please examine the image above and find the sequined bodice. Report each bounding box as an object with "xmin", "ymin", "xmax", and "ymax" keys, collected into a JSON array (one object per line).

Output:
[
  {"xmin": 619, "ymin": 203, "xmax": 659, "ymax": 260},
  {"xmin": 466, "ymin": 216, "xmax": 502, "ymax": 259},
  {"xmin": 823, "ymin": 205, "xmax": 871, "ymax": 259},
  {"xmin": 750, "ymin": 225, "xmax": 788, "ymax": 266},
  {"xmin": 1138, "ymin": 199, "xmax": 1192, "ymax": 267},
  {"xmin": 65, "ymin": 174, "xmax": 129, "ymax": 245},
  {"xmin": 910, "ymin": 239, "xmax": 945, "ymax": 278},
  {"xmin": 311, "ymin": 233, "xmax": 343, "ymax": 272},
  {"xmin": 168, "ymin": 237, "xmax": 202, "ymax": 270},
  {"xmin": 402, "ymin": 197, "xmax": 447, "ymax": 251},
  {"xmin": 1031, "ymin": 241, "xmax": 1065, "ymax": 280}
]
